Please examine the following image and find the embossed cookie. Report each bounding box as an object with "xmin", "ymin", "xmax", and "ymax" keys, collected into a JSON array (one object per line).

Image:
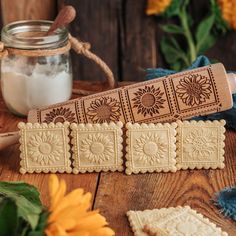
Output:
[
  {"xmin": 176, "ymin": 120, "xmax": 226, "ymax": 170},
  {"xmin": 127, "ymin": 208, "xmax": 177, "ymax": 236},
  {"xmin": 142, "ymin": 206, "xmax": 228, "ymax": 236},
  {"xmin": 125, "ymin": 122, "xmax": 177, "ymax": 175},
  {"xmin": 18, "ymin": 122, "xmax": 71, "ymax": 174},
  {"xmin": 71, "ymin": 122, "xmax": 123, "ymax": 173}
]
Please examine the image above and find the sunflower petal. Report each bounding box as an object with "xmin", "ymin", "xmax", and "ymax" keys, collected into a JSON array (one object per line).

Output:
[
  {"xmin": 48, "ymin": 174, "xmax": 59, "ymax": 200},
  {"xmin": 45, "ymin": 222, "xmax": 67, "ymax": 236},
  {"xmin": 50, "ymin": 179, "xmax": 67, "ymax": 211},
  {"xmin": 56, "ymin": 218, "xmax": 77, "ymax": 231},
  {"xmin": 49, "ymin": 193, "xmax": 92, "ymax": 222},
  {"xmin": 90, "ymin": 227, "xmax": 115, "ymax": 236},
  {"xmin": 72, "ymin": 213, "xmax": 108, "ymax": 231},
  {"xmin": 52, "ymin": 188, "xmax": 84, "ymax": 214}
]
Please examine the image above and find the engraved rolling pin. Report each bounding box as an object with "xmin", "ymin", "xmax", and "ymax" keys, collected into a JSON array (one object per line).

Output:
[
  {"xmin": 0, "ymin": 63, "xmax": 236, "ymax": 150},
  {"xmin": 28, "ymin": 63, "xmax": 236, "ymax": 124}
]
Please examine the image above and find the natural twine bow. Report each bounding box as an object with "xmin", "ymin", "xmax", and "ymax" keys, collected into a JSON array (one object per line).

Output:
[{"xmin": 0, "ymin": 34, "xmax": 116, "ymax": 95}]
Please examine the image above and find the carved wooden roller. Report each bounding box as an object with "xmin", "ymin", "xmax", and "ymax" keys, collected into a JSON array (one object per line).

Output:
[
  {"xmin": 28, "ymin": 63, "xmax": 236, "ymax": 124},
  {"xmin": 0, "ymin": 63, "xmax": 235, "ymax": 151}
]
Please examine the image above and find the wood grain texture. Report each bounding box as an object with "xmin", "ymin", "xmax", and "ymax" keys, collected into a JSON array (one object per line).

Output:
[
  {"xmin": 1, "ymin": 0, "xmax": 236, "ymax": 83},
  {"xmin": 60, "ymin": 0, "xmax": 119, "ymax": 82},
  {"xmin": 120, "ymin": 0, "xmax": 157, "ymax": 81},
  {"xmin": 0, "ymin": 81, "xmax": 236, "ymax": 234},
  {"xmin": 1, "ymin": 0, "xmax": 57, "ymax": 25},
  {"xmin": 94, "ymin": 131, "xmax": 236, "ymax": 235},
  {"xmin": 0, "ymin": 82, "xmax": 99, "ymax": 207}
]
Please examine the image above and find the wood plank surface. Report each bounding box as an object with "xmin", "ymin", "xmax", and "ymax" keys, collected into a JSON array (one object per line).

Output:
[
  {"xmin": 0, "ymin": 83, "xmax": 99, "ymax": 207},
  {"xmin": 120, "ymin": 0, "xmax": 157, "ymax": 81},
  {"xmin": 1, "ymin": 0, "xmax": 56, "ymax": 25},
  {"xmin": 94, "ymin": 130, "xmax": 236, "ymax": 235},
  {"xmin": 0, "ymin": 88, "xmax": 236, "ymax": 234},
  {"xmin": 60, "ymin": 0, "xmax": 119, "ymax": 82}
]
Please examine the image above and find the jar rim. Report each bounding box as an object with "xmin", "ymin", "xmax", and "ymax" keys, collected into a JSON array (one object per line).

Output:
[{"xmin": 1, "ymin": 20, "xmax": 68, "ymax": 49}]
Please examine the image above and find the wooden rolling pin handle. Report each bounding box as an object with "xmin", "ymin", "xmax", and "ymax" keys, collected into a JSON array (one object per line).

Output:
[
  {"xmin": 0, "ymin": 131, "xmax": 19, "ymax": 151},
  {"xmin": 46, "ymin": 5, "xmax": 76, "ymax": 36},
  {"xmin": 227, "ymin": 73, "xmax": 236, "ymax": 94}
]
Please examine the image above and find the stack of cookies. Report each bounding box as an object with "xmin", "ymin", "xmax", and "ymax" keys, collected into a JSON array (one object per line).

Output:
[{"xmin": 127, "ymin": 206, "xmax": 228, "ymax": 236}]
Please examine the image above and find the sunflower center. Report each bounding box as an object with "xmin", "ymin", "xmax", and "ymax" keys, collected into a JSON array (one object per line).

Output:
[
  {"xmin": 176, "ymin": 221, "xmax": 197, "ymax": 234},
  {"xmin": 96, "ymin": 105, "xmax": 111, "ymax": 120},
  {"xmin": 187, "ymin": 82, "xmax": 202, "ymax": 96},
  {"xmin": 39, "ymin": 143, "xmax": 52, "ymax": 155},
  {"xmin": 90, "ymin": 142, "xmax": 104, "ymax": 154},
  {"xmin": 141, "ymin": 93, "xmax": 156, "ymax": 107},
  {"xmin": 143, "ymin": 141, "xmax": 158, "ymax": 156},
  {"xmin": 54, "ymin": 116, "xmax": 65, "ymax": 123}
]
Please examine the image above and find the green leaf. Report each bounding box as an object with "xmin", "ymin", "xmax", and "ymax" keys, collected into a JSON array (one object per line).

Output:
[
  {"xmin": 0, "ymin": 197, "xmax": 18, "ymax": 236},
  {"xmin": 210, "ymin": 0, "xmax": 229, "ymax": 34},
  {"xmin": 160, "ymin": 37, "xmax": 189, "ymax": 65},
  {"xmin": 198, "ymin": 35, "xmax": 216, "ymax": 54},
  {"xmin": 163, "ymin": 0, "xmax": 180, "ymax": 17},
  {"xmin": 0, "ymin": 182, "xmax": 42, "ymax": 230},
  {"xmin": 28, "ymin": 210, "xmax": 49, "ymax": 236},
  {"xmin": 196, "ymin": 14, "xmax": 215, "ymax": 52},
  {"xmin": 161, "ymin": 24, "xmax": 184, "ymax": 34}
]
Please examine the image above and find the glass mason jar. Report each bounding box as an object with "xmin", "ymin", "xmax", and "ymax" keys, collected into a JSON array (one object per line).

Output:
[{"xmin": 1, "ymin": 20, "xmax": 72, "ymax": 116}]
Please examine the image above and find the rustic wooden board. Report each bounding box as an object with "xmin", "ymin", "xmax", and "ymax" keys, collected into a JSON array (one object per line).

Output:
[
  {"xmin": 0, "ymin": 84, "xmax": 99, "ymax": 207},
  {"xmin": 94, "ymin": 130, "xmax": 236, "ymax": 235},
  {"xmin": 1, "ymin": 0, "xmax": 236, "ymax": 82},
  {"xmin": 0, "ymin": 81, "xmax": 236, "ymax": 234},
  {"xmin": 120, "ymin": 0, "xmax": 157, "ymax": 81},
  {"xmin": 60, "ymin": 0, "xmax": 119, "ymax": 82},
  {"xmin": 1, "ymin": 0, "xmax": 56, "ymax": 25}
]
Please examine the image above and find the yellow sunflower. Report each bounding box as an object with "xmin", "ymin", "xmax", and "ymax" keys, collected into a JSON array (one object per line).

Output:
[
  {"xmin": 45, "ymin": 174, "xmax": 115, "ymax": 236},
  {"xmin": 146, "ymin": 0, "xmax": 172, "ymax": 15},
  {"xmin": 218, "ymin": 0, "xmax": 236, "ymax": 29}
]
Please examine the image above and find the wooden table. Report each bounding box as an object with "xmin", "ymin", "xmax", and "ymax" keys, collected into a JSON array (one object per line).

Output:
[{"xmin": 0, "ymin": 82, "xmax": 236, "ymax": 235}]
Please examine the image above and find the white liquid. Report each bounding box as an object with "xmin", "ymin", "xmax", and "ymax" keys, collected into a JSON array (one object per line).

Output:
[{"xmin": 1, "ymin": 63, "xmax": 72, "ymax": 116}]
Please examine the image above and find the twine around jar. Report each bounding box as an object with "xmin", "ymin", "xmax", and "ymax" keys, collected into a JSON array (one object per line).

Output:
[{"xmin": 0, "ymin": 35, "xmax": 116, "ymax": 95}]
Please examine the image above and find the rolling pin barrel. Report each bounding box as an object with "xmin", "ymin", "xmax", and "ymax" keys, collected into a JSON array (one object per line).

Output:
[{"xmin": 0, "ymin": 131, "xmax": 19, "ymax": 151}]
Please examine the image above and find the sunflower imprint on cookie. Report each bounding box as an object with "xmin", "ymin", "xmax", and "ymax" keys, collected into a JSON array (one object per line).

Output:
[
  {"xmin": 134, "ymin": 133, "xmax": 167, "ymax": 164},
  {"xmin": 132, "ymin": 85, "xmax": 165, "ymax": 117},
  {"xmin": 27, "ymin": 131, "xmax": 63, "ymax": 165},
  {"xmin": 44, "ymin": 107, "xmax": 76, "ymax": 123},
  {"xmin": 80, "ymin": 133, "xmax": 114, "ymax": 164},
  {"xmin": 184, "ymin": 129, "xmax": 217, "ymax": 160},
  {"xmin": 86, "ymin": 97, "xmax": 121, "ymax": 123},
  {"xmin": 176, "ymin": 74, "xmax": 212, "ymax": 106}
]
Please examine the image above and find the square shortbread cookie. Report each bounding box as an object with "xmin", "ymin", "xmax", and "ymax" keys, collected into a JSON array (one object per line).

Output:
[
  {"xmin": 176, "ymin": 120, "xmax": 226, "ymax": 170},
  {"xmin": 127, "ymin": 207, "xmax": 178, "ymax": 236},
  {"xmin": 18, "ymin": 122, "xmax": 71, "ymax": 174},
  {"xmin": 71, "ymin": 122, "xmax": 123, "ymax": 173},
  {"xmin": 142, "ymin": 206, "xmax": 228, "ymax": 236},
  {"xmin": 125, "ymin": 122, "xmax": 177, "ymax": 175}
]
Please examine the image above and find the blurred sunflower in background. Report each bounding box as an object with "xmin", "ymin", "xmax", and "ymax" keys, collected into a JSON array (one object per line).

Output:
[
  {"xmin": 146, "ymin": 0, "xmax": 235, "ymax": 71},
  {"xmin": 45, "ymin": 174, "xmax": 115, "ymax": 236},
  {"xmin": 218, "ymin": 0, "xmax": 236, "ymax": 29},
  {"xmin": 146, "ymin": 0, "xmax": 172, "ymax": 15}
]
